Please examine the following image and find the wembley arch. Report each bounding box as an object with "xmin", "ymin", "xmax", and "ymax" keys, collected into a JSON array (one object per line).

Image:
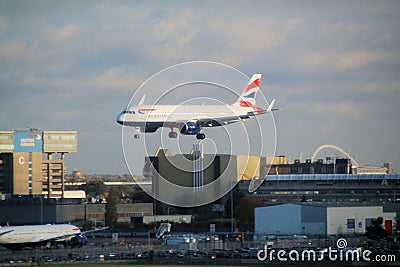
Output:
[{"xmin": 311, "ymin": 144, "xmax": 359, "ymax": 167}]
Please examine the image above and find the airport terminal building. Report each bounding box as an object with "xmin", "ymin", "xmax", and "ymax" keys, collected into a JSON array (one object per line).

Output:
[
  {"xmin": 241, "ymin": 173, "xmax": 400, "ymax": 204},
  {"xmin": 0, "ymin": 129, "xmax": 77, "ymax": 198}
]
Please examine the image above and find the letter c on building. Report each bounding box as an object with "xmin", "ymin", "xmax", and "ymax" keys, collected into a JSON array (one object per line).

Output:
[{"xmin": 19, "ymin": 156, "xmax": 25, "ymax": 165}]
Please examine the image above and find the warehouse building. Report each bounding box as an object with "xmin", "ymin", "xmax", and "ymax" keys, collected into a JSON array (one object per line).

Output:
[
  {"xmin": 0, "ymin": 198, "xmax": 153, "ymax": 226},
  {"xmin": 0, "ymin": 129, "xmax": 77, "ymax": 198},
  {"xmin": 255, "ymin": 203, "xmax": 396, "ymax": 236}
]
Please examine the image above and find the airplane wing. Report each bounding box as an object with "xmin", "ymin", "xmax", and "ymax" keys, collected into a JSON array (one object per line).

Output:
[
  {"xmin": 194, "ymin": 99, "xmax": 278, "ymax": 127},
  {"xmin": 45, "ymin": 227, "xmax": 108, "ymax": 242},
  {"xmin": 194, "ymin": 110, "xmax": 276, "ymax": 128},
  {"xmin": 0, "ymin": 229, "xmax": 14, "ymax": 236},
  {"xmin": 82, "ymin": 227, "xmax": 109, "ymax": 234}
]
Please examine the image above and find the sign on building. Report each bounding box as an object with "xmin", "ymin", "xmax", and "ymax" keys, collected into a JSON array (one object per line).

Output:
[{"xmin": 13, "ymin": 131, "xmax": 43, "ymax": 152}]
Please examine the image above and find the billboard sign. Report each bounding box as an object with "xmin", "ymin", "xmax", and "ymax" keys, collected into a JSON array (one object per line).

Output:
[{"xmin": 13, "ymin": 131, "xmax": 43, "ymax": 152}]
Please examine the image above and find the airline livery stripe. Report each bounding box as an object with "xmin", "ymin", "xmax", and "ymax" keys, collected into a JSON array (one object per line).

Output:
[
  {"xmin": 243, "ymin": 92, "xmax": 256, "ymax": 98},
  {"xmin": 244, "ymin": 78, "xmax": 260, "ymax": 92}
]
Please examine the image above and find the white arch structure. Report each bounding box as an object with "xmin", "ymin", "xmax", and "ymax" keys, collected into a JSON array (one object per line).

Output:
[{"xmin": 311, "ymin": 144, "xmax": 359, "ymax": 167}]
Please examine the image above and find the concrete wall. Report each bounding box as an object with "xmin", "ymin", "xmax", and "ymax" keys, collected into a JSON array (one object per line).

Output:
[
  {"xmin": 0, "ymin": 202, "xmax": 56, "ymax": 225},
  {"xmin": 326, "ymin": 206, "xmax": 396, "ymax": 235},
  {"xmin": 0, "ymin": 202, "xmax": 153, "ymax": 226}
]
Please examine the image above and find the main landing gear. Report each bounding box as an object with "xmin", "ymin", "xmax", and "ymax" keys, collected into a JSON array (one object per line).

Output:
[
  {"xmin": 168, "ymin": 131, "xmax": 178, "ymax": 138},
  {"xmin": 196, "ymin": 133, "xmax": 205, "ymax": 140}
]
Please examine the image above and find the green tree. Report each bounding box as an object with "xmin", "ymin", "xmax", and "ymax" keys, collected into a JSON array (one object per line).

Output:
[
  {"xmin": 366, "ymin": 217, "xmax": 387, "ymax": 241},
  {"xmin": 84, "ymin": 180, "xmax": 107, "ymax": 197},
  {"xmin": 105, "ymin": 187, "xmax": 120, "ymax": 228},
  {"xmin": 234, "ymin": 196, "xmax": 265, "ymax": 228}
]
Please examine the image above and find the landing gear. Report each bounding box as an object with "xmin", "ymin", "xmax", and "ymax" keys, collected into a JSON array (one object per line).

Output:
[
  {"xmin": 196, "ymin": 133, "xmax": 205, "ymax": 140},
  {"xmin": 168, "ymin": 131, "xmax": 178, "ymax": 138},
  {"xmin": 133, "ymin": 134, "xmax": 140, "ymax": 139}
]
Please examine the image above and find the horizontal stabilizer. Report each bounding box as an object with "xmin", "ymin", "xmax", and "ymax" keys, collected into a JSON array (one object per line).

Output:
[{"xmin": 266, "ymin": 99, "xmax": 276, "ymax": 113}]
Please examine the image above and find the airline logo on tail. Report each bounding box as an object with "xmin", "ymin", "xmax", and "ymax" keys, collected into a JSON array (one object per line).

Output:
[{"xmin": 235, "ymin": 74, "xmax": 263, "ymax": 112}]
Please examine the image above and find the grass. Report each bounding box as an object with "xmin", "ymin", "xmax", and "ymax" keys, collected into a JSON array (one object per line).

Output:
[{"xmin": 45, "ymin": 265, "xmax": 241, "ymax": 267}]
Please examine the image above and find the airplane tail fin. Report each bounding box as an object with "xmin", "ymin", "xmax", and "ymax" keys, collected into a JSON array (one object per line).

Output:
[
  {"xmin": 138, "ymin": 95, "xmax": 146, "ymax": 105},
  {"xmin": 234, "ymin": 74, "xmax": 261, "ymax": 107}
]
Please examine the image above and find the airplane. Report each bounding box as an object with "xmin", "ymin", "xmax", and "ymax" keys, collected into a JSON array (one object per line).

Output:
[
  {"xmin": 0, "ymin": 224, "xmax": 106, "ymax": 250},
  {"xmin": 116, "ymin": 74, "xmax": 278, "ymax": 140}
]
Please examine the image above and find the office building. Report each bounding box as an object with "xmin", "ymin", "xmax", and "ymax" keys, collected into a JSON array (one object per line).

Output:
[{"xmin": 0, "ymin": 129, "xmax": 77, "ymax": 198}]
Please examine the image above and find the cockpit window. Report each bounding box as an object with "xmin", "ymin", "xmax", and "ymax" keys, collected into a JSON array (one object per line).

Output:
[{"xmin": 122, "ymin": 110, "xmax": 135, "ymax": 114}]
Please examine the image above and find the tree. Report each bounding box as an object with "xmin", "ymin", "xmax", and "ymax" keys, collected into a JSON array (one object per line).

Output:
[
  {"xmin": 105, "ymin": 187, "xmax": 120, "ymax": 228},
  {"xmin": 84, "ymin": 180, "xmax": 107, "ymax": 198},
  {"xmin": 234, "ymin": 196, "xmax": 265, "ymax": 228},
  {"xmin": 366, "ymin": 217, "xmax": 387, "ymax": 241}
]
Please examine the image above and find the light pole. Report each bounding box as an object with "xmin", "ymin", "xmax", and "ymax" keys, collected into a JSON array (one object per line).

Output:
[
  {"xmin": 40, "ymin": 196, "xmax": 43, "ymax": 224},
  {"xmin": 167, "ymin": 206, "xmax": 170, "ymax": 226},
  {"xmin": 230, "ymin": 188, "xmax": 234, "ymax": 233}
]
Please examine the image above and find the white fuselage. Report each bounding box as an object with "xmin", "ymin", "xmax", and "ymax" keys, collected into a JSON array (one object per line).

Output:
[
  {"xmin": 117, "ymin": 104, "xmax": 252, "ymax": 127},
  {"xmin": 0, "ymin": 224, "xmax": 81, "ymax": 245}
]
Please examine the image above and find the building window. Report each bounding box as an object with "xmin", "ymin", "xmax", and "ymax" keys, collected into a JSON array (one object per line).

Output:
[
  {"xmin": 0, "ymin": 144, "xmax": 14, "ymax": 150},
  {"xmin": 365, "ymin": 218, "xmax": 373, "ymax": 228},
  {"xmin": 347, "ymin": 219, "xmax": 355, "ymax": 229}
]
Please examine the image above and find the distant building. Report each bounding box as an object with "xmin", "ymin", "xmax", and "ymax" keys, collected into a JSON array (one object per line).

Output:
[
  {"xmin": 241, "ymin": 173, "xmax": 400, "ymax": 204},
  {"xmin": 268, "ymin": 157, "xmax": 352, "ymax": 175},
  {"xmin": 0, "ymin": 129, "xmax": 77, "ymax": 198},
  {"xmin": 355, "ymin": 165, "xmax": 388, "ymax": 174},
  {"xmin": 255, "ymin": 203, "xmax": 396, "ymax": 236},
  {"xmin": 0, "ymin": 198, "xmax": 153, "ymax": 226},
  {"xmin": 142, "ymin": 214, "xmax": 192, "ymax": 224},
  {"xmin": 144, "ymin": 147, "xmax": 266, "ymax": 203},
  {"xmin": 144, "ymin": 148, "xmax": 398, "ymax": 206},
  {"xmin": 384, "ymin": 162, "xmax": 395, "ymax": 174}
]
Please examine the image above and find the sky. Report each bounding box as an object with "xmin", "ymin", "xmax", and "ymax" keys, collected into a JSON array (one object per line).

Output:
[{"xmin": 0, "ymin": 0, "xmax": 399, "ymax": 174}]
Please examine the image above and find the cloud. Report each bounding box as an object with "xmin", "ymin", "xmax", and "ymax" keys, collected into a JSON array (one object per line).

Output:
[
  {"xmin": 50, "ymin": 109, "xmax": 84, "ymax": 121},
  {"xmin": 0, "ymin": 40, "xmax": 25, "ymax": 59},
  {"xmin": 42, "ymin": 24, "xmax": 77, "ymax": 43},
  {"xmin": 293, "ymin": 50, "xmax": 400, "ymax": 72},
  {"xmin": 309, "ymin": 102, "xmax": 370, "ymax": 119},
  {"xmin": 21, "ymin": 67, "xmax": 144, "ymax": 95},
  {"xmin": 1, "ymin": 1, "xmax": 399, "ymax": 173},
  {"xmin": 154, "ymin": 19, "xmax": 197, "ymax": 46},
  {"xmin": 0, "ymin": 17, "xmax": 8, "ymax": 34},
  {"xmin": 206, "ymin": 17, "xmax": 301, "ymax": 65}
]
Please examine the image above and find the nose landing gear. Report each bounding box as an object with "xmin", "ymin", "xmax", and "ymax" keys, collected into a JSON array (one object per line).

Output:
[{"xmin": 168, "ymin": 131, "xmax": 178, "ymax": 138}]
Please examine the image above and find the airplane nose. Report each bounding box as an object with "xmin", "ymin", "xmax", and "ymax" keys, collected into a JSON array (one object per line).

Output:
[{"xmin": 116, "ymin": 113, "xmax": 124, "ymax": 125}]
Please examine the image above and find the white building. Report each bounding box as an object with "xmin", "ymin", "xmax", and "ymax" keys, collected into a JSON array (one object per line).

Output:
[{"xmin": 255, "ymin": 204, "xmax": 396, "ymax": 236}]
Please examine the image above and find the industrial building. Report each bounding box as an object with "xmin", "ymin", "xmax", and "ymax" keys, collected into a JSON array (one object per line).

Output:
[
  {"xmin": 255, "ymin": 203, "xmax": 396, "ymax": 236},
  {"xmin": 241, "ymin": 173, "xmax": 400, "ymax": 204},
  {"xmin": 143, "ymin": 146, "xmax": 267, "ymax": 205},
  {"xmin": 0, "ymin": 129, "xmax": 77, "ymax": 198},
  {"xmin": 0, "ymin": 198, "xmax": 153, "ymax": 226},
  {"xmin": 143, "ymin": 148, "xmax": 399, "ymax": 204}
]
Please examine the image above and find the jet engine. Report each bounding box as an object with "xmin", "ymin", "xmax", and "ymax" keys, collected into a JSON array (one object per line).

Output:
[
  {"xmin": 180, "ymin": 121, "xmax": 201, "ymax": 135},
  {"xmin": 67, "ymin": 234, "xmax": 87, "ymax": 248}
]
